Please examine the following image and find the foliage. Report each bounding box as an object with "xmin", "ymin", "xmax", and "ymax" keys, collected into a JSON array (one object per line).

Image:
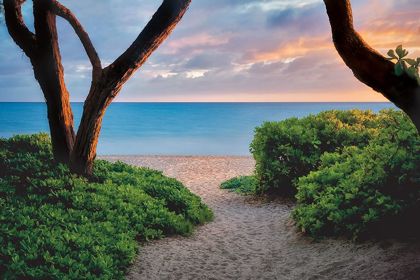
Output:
[
  {"xmin": 250, "ymin": 108, "xmax": 420, "ymax": 239},
  {"xmin": 292, "ymin": 110, "xmax": 420, "ymax": 239},
  {"xmin": 220, "ymin": 176, "xmax": 256, "ymax": 195},
  {"xmin": 0, "ymin": 133, "xmax": 213, "ymax": 279},
  {"xmin": 386, "ymin": 45, "xmax": 420, "ymax": 84},
  {"xmin": 250, "ymin": 109, "xmax": 381, "ymax": 196}
]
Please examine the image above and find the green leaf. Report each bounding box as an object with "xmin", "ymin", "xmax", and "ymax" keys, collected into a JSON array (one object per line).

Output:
[
  {"xmin": 406, "ymin": 66, "xmax": 419, "ymax": 80},
  {"xmin": 396, "ymin": 45, "xmax": 409, "ymax": 59},
  {"xmin": 403, "ymin": 58, "xmax": 417, "ymax": 66},
  {"xmin": 395, "ymin": 61, "xmax": 404, "ymax": 76},
  {"xmin": 395, "ymin": 45, "xmax": 404, "ymax": 58},
  {"xmin": 387, "ymin": 49, "xmax": 397, "ymax": 59}
]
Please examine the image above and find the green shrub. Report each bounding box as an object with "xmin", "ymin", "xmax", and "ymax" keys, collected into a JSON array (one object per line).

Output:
[
  {"xmin": 292, "ymin": 110, "xmax": 420, "ymax": 239},
  {"xmin": 0, "ymin": 133, "xmax": 213, "ymax": 279},
  {"xmin": 220, "ymin": 176, "xmax": 256, "ymax": 195},
  {"xmin": 249, "ymin": 108, "xmax": 420, "ymax": 239},
  {"xmin": 249, "ymin": 109, "xmax": 406, "ymax": 196}
]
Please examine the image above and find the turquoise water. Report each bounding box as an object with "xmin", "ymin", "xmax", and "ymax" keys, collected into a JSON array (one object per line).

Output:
[{"xmin": 0, "ymin": 102, "xmax": 397, "ymax": 155}]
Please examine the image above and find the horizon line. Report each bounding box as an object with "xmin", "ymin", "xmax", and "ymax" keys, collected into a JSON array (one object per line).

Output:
[{"xmin": 0, "ymin": 101, "xmax": 394, "ymax": 103}]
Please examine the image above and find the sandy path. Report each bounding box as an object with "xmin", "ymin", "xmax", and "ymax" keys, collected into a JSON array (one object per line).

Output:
[{"xmin": 99, "ymin": 155, "xmax": 420, "ymax": 280}]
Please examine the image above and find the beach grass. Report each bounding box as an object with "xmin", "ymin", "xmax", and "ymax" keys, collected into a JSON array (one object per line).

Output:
[{"xmin": 220, "ymin": 175, "xmax": 256, "ymax": 195}]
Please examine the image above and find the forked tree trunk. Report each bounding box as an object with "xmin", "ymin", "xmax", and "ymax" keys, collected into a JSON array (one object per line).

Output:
[
  {"xmin": 323, "ymin": 0, "xmax": 420, "ymax": 133},
  {"xmin": 4, "ymin": 0, "xmax": 191, "ymax": 177},
  {"xmin": 69, "ymin": 0, "xmax": 192, "ymax": 176}
]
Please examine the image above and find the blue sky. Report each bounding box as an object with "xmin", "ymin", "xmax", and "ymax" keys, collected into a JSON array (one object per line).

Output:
[{"xmin": 0, "ymin": 0, "xmax": 419, "ymax": 102}]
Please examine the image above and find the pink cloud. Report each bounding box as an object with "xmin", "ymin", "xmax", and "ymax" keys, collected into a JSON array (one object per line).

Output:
[{"xmin": 162, "ymin": 33, "xmax": 232, "ymax": 54}]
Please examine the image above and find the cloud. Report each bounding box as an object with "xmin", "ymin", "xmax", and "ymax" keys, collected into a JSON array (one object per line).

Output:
[
  {"xmin": 182, "ymin": 52, "xmax": 232, "ymax": 70},
  {"xmin": 0, "ymin": 0, "xmax": 418, "ymax": 102},
  {"xmin": 247, "ymin": 61, "xmax": 287, "ymax": 75},
  {"xmin": 266, "ymin": 3, "xmax": 328, "ymax": 36}
]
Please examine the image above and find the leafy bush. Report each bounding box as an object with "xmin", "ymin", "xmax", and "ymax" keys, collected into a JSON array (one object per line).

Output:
[
  {"xmin": 249, "ymin": 108, "xmax": 420, "ymax": 239},
  {"xmin": 292, "ymin": 109, "xmax": 420, "ymax": 239},
  {"xmin": 0, "ymin": 133, "xmax": 213, "ymax": 279},
  {"xmin": 220, "ymin": 176, "xmax": 256, "ymax": 195},
  {"xmin": 250, "ymin": 109, "xmax": 381, "ymax": 196}
]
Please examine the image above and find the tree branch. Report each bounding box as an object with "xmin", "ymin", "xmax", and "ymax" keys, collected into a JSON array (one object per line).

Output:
[
  {"xmin": 103, "ymin": 0, "xmax": 191, "ymax": 93},
  {"xmin": 71, "ymin": 0, "xmax": 192, "ymax": 175},
  {"xmin": 4, "ymin": 0, "xmax": 37, "ymax": 57},
  {"xmin": 50, "ymin": 0, "xmax": 102, "ymax": 81},
  {"xmin": 323, "ymin": 0, "xmax": 420, "ymax": 113}
]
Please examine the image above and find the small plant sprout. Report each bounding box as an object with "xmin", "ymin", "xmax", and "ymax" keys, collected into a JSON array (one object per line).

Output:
[{"xmin": 386, "ymin": 45, "xmax": 420, "ymax": 84}]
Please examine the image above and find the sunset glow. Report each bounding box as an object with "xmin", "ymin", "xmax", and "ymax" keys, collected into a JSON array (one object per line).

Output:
[{"xmin": 0, "ymin": 0, "xmax": 419, "ymax": 102}]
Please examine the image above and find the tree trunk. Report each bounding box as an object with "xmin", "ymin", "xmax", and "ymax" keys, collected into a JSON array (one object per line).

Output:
[
  {"xmin": 4, "ymin": 0, "xmax": 75, "ymax": 163},
  {"xmin": 323, "ymin": 0, "xmax": 420, "ymax": 133},
  {"xmin": 32, "ymin": 1, "xmax": 75, "ymax": 163},
  {"xmin": 69, "ymin": 83, "xmax": 116, "ymax": 176},
  {"xmin": 69, "ymin": 0, "xmax": 192, "ymax": 176},
  {"xmin": 403, "ymin": 88, "xmax": 420, "ymax": 133},
  {"xmin": 5, "ymin": 0, "xmax": 191, "ymax": 176},
  {"xmin": 32, "ymin": 58, "xmax": 76, "ymax": 163}
]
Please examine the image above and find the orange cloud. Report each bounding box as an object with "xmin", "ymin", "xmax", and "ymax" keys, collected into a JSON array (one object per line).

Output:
[
  {"xmin": 242, "ymin": 36, "xmax": 333, "ymax": 63},
  {"xmin": 357, "ymin": 10, "xmax": 420, "ymax": 51},
  {"xmin": 162, "ymin": 33, "xmax": 231, "ymax": 54}
]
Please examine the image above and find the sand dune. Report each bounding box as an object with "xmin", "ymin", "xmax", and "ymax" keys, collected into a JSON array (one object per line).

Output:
[{"xmin": 99, "ymin": 155, "xmax": 420, "ymax": 280}]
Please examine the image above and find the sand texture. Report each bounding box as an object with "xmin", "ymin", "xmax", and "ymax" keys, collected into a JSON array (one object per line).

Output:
[{"xmin": 99, "ymin": 155, "xmax": 420, "ymax": 280}]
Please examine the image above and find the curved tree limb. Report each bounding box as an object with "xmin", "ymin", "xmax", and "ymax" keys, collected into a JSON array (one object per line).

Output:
[
  {"xmin": 3, "ymin": 0, "xmax": 37, "ymax": 57},
  {"xmin": 71, "ymin": 0, "xmax": 192, "ymax": 175},
  {"xmin": 323, "ymin": 0, "xmax": 420, "ymax": 121},
  {"xmin": 102, "ymin": 0, "xmax": 192, "ymax": 95},
  {"xmin": 50, "ymin": 0, "xmax": 102, "ymax": 81}
]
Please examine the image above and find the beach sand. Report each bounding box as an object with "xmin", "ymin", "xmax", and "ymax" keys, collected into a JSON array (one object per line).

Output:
[{"xmin": 99, "ymin": 155, "xmax": 420, "ymax": 280}]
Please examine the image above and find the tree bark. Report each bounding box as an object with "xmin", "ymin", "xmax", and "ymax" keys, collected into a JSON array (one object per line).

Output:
[
  {"xmin": 323, "ymin": 0, "xmax": 420, "ymax": 132},
  {"xmin": 50, "ymin": 0, "xmax": 102, "ymax": 82},
  {"xmin": 69, "ymin": 0, "xmax": 192, "ymax": 176},
  {"xmin": 32, "ymin": 1, "xmax": 75, "ymax": 162},
  {"xmin": 4, "ymin": 0, "xmax": 75, "ymax": 163},
  {"xmin": 5, "ymin": 0, "xmax": 191, "ymax": 176}
]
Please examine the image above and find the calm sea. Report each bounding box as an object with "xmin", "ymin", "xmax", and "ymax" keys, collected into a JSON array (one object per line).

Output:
[{"xmin": 0, "ymin": 102, "xmax": 397, "ymax": 155}]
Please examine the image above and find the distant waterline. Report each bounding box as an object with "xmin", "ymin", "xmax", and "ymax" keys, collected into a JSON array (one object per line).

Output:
[{"xmin": 0, "ymin": 102, "xmax": 398, "ymax": 155}]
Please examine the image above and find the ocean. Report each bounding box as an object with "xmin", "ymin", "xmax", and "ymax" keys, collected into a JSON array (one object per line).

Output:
[{"xmin": 0, "ymin": 102, "xmax": 397, "ymax": 155}]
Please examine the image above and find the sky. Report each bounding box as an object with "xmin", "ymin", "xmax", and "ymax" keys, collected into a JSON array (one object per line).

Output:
[{"xmin": 0, "ymin": 0, "xmax": 419, "ymax": 102}]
